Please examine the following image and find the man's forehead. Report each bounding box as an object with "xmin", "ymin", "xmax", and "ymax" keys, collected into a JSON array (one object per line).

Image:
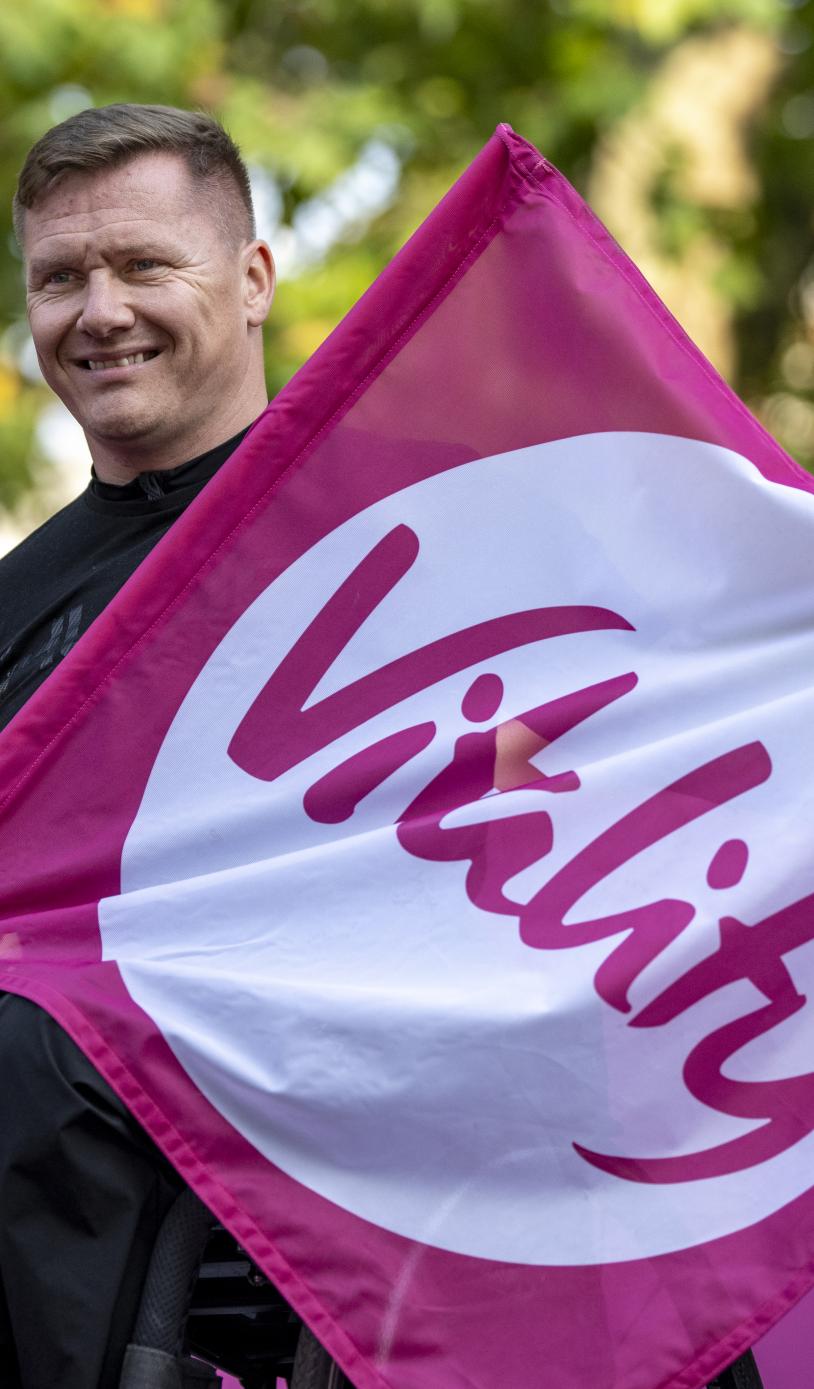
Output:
[
  {"xmin": 34, "ymin": 152, "xmax": 196, "ymax": 219},
  {"xmin": 22, "ymin": 153, "xmax": 210, "ymax": 252},
  {"xmin": 24, "ymin": 217, "xmax": 192, "ymax": 279}
]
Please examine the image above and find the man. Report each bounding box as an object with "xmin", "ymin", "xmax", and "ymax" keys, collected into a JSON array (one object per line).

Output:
[{"xmin": 0, "ymin": 103, "xmax": 274, "ymax": 1389}]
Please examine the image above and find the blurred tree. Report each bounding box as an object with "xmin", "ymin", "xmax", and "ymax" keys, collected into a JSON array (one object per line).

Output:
[{"xmin": 1, "ymin": 0, "xmax": 812, "ymax": 532}]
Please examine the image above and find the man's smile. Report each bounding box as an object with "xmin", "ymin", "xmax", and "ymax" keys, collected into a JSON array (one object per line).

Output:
[{"xmin": 78, "ymin": 349, "xmax": 162, "ymax": 373}]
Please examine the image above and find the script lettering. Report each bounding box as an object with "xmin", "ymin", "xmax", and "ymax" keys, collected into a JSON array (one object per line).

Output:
[
  {"xmin": 396, "ymin": 671, "xmax": 637, "ymax": 918},
  {"xmin": 233, "ymin": 524, "xmax": 808, "ymax": 1185},
  {"xmin": 519, "ymin": 742, "xmax": 772, "ymax": 1013},
  {"xmin": 577, "ymin": 887, "xmax": 814, "ymax": 1181},
  {"xmin": 229, "ymin": 524, "xmax": 634, "ymax": 785}
]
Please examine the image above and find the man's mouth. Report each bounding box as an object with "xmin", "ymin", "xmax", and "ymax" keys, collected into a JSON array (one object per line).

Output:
[{"xmin": 81, "ymin": 350, "xmax": 161, "ymax": 372}]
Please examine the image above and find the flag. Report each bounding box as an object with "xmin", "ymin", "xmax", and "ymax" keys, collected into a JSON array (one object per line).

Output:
[{"xmin": 2, "ymin": 124, "xmax": 814, "ymax": 1389}]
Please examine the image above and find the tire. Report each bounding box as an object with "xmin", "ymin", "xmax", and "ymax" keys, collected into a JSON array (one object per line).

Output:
[{"xmin": 290, "ymin": 1324, "xmax": 353, "ymax": 1389}]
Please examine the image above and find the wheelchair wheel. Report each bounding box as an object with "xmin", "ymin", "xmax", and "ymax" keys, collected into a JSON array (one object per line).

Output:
[{"xmin": 290, "ymin": 1324, "xmax": 353, "ymax": 1388}]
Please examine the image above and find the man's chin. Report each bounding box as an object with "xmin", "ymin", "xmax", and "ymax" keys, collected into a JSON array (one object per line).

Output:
[{"xmin": 82, "ymin": 408, "xmax": 169, "ymax": 450}]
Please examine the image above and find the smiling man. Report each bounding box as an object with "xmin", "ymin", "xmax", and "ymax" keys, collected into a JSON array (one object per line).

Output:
[
  {"xmin": 23, "ymin": 140, "xmax": 272, "ymax": 484},
  {"xmin": 0, "ymin": 105, "xmax": 274, "ymax": 1389}
]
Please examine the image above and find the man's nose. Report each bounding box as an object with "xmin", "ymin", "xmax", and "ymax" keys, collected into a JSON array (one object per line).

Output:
[{"xmin": 76, "ymin": 270, "xmax": 136, "ymax": 337}]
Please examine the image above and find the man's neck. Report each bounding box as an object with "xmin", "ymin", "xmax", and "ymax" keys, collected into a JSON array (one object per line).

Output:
[{"xmin": 88, "ymin": 406, "xmax": 266, "ymax": 486}]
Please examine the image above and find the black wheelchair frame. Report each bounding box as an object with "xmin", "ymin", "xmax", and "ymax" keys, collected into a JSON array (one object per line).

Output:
[
  {"xmin": 118, "ymin": 1188, "xmax": 764, "ymax": 1389},
  {"xmin": 118, "ymin": 1188, "xmax": 351, "ymax": 1388}
]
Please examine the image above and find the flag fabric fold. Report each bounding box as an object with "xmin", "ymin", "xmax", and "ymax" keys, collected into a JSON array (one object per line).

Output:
[{"xmin": 2, "ymin": 124, "xmax": 814, "ymax": 1388}]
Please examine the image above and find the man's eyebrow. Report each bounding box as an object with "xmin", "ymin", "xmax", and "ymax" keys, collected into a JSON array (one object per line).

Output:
[
  {"xmin": 27, "ymin": 254, "xmax": 75, "ymax": 281},
  {"xmin": 27, "ymin": 241, "xmax": 177, "ymax": 281}
]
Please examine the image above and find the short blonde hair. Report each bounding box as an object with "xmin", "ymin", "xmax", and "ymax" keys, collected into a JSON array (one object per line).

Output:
[{"xmin": 13, "ymin": 102, "xmax": 255, "ymax": 246}]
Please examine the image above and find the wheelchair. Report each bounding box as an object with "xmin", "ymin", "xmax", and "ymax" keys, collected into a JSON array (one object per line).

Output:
[
  {"xmin": 118, "ymin": 1188, "xmax": 352, "ymax": 1388},
  {"xmin": 118, "ymin": 1188, "xmax": 764, "ymax": 1389}
]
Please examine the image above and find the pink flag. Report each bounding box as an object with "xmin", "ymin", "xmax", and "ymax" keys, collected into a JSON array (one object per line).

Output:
[{"xmin": 3, "ymin": 125, "xmax": 814, "ymax": 1389}]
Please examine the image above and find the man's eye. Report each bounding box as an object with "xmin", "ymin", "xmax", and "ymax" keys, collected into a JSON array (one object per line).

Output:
[
  {"xmin": 132, "ymin": 258, "xmax": 160, "ymax": 272},
  {"xmin": 46, "ymin": 271, "xmax": 73, "ymax": 286}
]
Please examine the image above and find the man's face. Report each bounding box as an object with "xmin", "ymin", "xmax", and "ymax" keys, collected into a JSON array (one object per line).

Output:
[{"xmin": 24, "ymin": 152, "xmax": 271, "ymax": 474}]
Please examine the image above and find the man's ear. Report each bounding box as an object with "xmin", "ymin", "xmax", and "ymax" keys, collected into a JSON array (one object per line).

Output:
[{"xmin": 243, "ymin": 240, "xmax": 275, "ymax": 327}]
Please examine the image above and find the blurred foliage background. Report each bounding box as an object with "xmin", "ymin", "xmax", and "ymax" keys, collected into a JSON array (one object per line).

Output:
[{"xmin": 2, "ymin": 0, "xmax": 814, "ymax": 548}]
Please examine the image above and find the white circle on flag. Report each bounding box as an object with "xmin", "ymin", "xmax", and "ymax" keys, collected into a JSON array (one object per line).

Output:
[{"xmin": 99, "ymin": 432, "xmax": 814, "ymax": 1264}]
